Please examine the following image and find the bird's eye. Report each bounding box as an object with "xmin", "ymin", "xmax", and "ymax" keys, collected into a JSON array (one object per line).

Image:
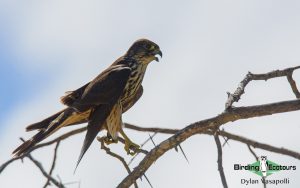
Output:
[{"xmin": 145, "ymin": 44, "xmax": 154, "ymax": 50}]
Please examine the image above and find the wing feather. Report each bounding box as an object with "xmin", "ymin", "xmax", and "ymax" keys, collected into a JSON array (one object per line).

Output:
[
  {"xmin": 72, "ymin": 65, "xmax": 131, "ymax": 110},
  {"xmin": 74, "ymin": 105, "xmax": 112, "ymax": 171}
]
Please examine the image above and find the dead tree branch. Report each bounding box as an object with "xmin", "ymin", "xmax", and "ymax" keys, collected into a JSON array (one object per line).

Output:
[
  {"xmin": 43, "ymin": 141, "xmax": 60, "ymax": 188},
  {"xmin": 124, "ymin": 123, "xmax": 300, "ymax": 160},
  {"xmin": 97, "ymin": 137, "xmax": 138, "ymax": 188},
  {"xmin": 219, "ymin": 131, "xmax": 300, "ymax": 160},
  {"xmin": 247, "ymin": 145, "xmax": 259, "ymax": 162},
  {"xmin": 27, "ymin": 154, "xmax": 64, "ymax": 188},
  {"xmin": 214, "ymin": 132, "xmax": 228, "ymax": 188},
  {"xmin": 287, "ymin": 73, "xmax": 300, "ymax": 98},
  {"xmin": 225, "ymin": 65, "xmax": 300, "ymax": 109}
]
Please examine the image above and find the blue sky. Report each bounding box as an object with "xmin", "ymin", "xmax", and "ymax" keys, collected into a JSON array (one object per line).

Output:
[
  {"xmin": 0, "ymin": 26, "xmax": 57, "ymax": 126},
  {"xmin": 1, "ymin": 0, "xmax": 300, "ymax": 187}
]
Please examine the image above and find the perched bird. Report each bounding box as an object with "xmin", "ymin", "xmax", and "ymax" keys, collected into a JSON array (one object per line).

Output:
[{"xmin": 12, "ymin": 39, "xmax": 162, "ymax": 169}]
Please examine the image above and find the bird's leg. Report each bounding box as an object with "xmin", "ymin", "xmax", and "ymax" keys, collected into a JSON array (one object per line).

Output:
[
  {"xmin": 103, "ymin": 133, "xmax": 118, "ymax": 145},
  {"xmin": 119, "ymin": 129, "xmax": 140, "ymax": 156}
]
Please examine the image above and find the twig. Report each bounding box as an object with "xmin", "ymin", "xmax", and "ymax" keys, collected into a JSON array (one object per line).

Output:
[
  {"xmin": 214, "ymin": 132, "xmax": 228, "ymax": 188},
  {"xmin": 141, "ymin": 133, "xmax": 157, "ymax": 148},
  {"xmin": 124, "ymin": 124, "xmax": 175, "ymax": 134},
  {"xmin": 247, "ymin": 144, "xmax": 258, "ymax": 161},
  {"xmin": 148, "ymin": 134, "xmax": 156, "ymax": 147},
  {"xmin": 0, "ymin": 157, "xmax": 19, "ymax": 174},
  {"xmin": 225, "ymin": 66, "xmax": 300, "ymax": 109},
  {"xmin": 97, "ymin": 137, "xmax": 138, "ymax": 188},
  {"xmin": 128, "ymin": 133, "xmax": 157, "ymax": 166},
  {"xmin": 62, "ymin": 181, "xmax": 81, "ymax": 186},
  {"xmin": 27, "ymin": 154, "xmax": 64, "ymax": 188},
  {"xmin": 142, "ymin": 173, "xmax": 153, "ymax": 188},
  {"xmin": 219, "ymin": 131, "xmax": 300, "ymax": 160},
  {"xmin": 287, "ymin": 73, "xmax": 300, "ymax": 98},
  {"xmin": 43, "ymin": 141, "xmax": 61, "ymax": 188},
  {"xmin": 177, "ymin": 144, "xmax": 189, "ymax": 163},
  {"xmin": 17, "ymin": 137, "xmax": 64, "ymax": 188}
]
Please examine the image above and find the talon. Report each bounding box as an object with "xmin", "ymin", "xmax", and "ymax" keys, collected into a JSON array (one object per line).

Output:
[
  {"xmin": 119, "ymin": 129, "xmax": 140, "ymax": 155},
  {"xmin": 124, "ymin": 140, "xmax": 140, "ymax": 156},
  {"xmin": 103, "ymin": 135, "xmax": 118, "ymax": 145}
]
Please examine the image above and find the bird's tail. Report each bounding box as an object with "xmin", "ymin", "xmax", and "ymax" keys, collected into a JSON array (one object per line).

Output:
[
  {"xmin": 26, "ymin": 109, "xmax": 66, "ymax": 131},
  {"xmin": 12, "ymin": 108, "xmax": 74, "ymax": 158}
]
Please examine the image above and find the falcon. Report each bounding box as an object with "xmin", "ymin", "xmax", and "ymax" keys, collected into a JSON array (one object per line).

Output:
[{"xmin": 12, "ymin": 39, "xmax": 162, "ymax": 168}]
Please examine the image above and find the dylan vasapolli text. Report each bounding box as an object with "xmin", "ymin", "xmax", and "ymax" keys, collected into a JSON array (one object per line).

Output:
[{"xmin": 241, "ymin": 178, "xmax": 290, "ymax": 185}]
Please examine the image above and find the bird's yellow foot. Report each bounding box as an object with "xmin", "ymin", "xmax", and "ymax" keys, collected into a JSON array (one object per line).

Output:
[
  {"xmin": 124, "ymin": 139, "xmax": 140, "ymax": 156},
  {"xmin": 119, "ymin": 129, "xmax": 140, "ymax": 155}
]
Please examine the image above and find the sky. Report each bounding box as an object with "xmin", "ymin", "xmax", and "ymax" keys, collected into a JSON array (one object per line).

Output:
[{"xmin": 1, "ymin": 0, "xmax": 300, "ymax": 187}]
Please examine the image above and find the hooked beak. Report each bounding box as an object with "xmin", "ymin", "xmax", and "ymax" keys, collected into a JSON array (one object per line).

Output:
[{"xmin": 154, "ymin": 49, "xmax": 163, "ymax": 62}]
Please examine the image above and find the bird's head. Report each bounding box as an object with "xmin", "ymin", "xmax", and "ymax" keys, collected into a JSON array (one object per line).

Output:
[{"xmin": 126, "ymin": 39, "xmax": 162, "ymax": 64}]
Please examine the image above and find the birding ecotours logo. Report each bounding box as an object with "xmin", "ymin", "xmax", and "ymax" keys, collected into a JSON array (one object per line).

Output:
[
  {"xmin": 250, "ymin": 156, "xmax": 280, "ymax": 177},
  {"xmin": 235, "ymin": 156, "xmax": 296, "ymax": 186},
  {"xmin": 234, "ymin": 156, "xmax": 296, "ymax": 177}
]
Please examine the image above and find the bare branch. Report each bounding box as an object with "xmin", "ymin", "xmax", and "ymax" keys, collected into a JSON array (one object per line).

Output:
[
  {"xmin": 287, "ymin": 73, "xmax": 300, "ymax": 98},
  {"xmin": 247, "ymin": 144, "xmax": 258, "ymax": 161},
  {"xmin": 214, "ymin": 132, "xmax": 228, "ymax": 188},
  {"xmin": 148, "ymin": 134, "xmax": 156, "ymax": 147},
  {"xmin": 125, "ymin": 124, "xmax": 300, "ymax": 160},
  {"xmin": 219, "ymin": 131, "xmax": 300, "ymax": 160},
  {"xmin": 177, "ymin": 144, "xmax": 189, "ymax": 163},
  {"xmin": 225, "ymin": 66, "xmax": 300, "ymax": 109},
  {"xmin": 124, "ymin": 123, "xmax": 175, "ymax": 134},
  {"xmin": 27, "ymin": 154, "xmax": 65, "ymax": 188},
  {"xmin": 0, "ymin": 157, "xmax": 20, "ymax": 174},
  {"xmin": 97, "ymin": 137, "xmax": 138, "ymax": 188},
  {"xmin": 43, "ymin": 141, "xmax": 61, "ymax": 188},
  {"xmin": 128, "ymin": 133, "xmax": 157, "ymax": 166},
  {"xmin": 142, "ymin": 174, "xmax": 153, "ymax": 188}
]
